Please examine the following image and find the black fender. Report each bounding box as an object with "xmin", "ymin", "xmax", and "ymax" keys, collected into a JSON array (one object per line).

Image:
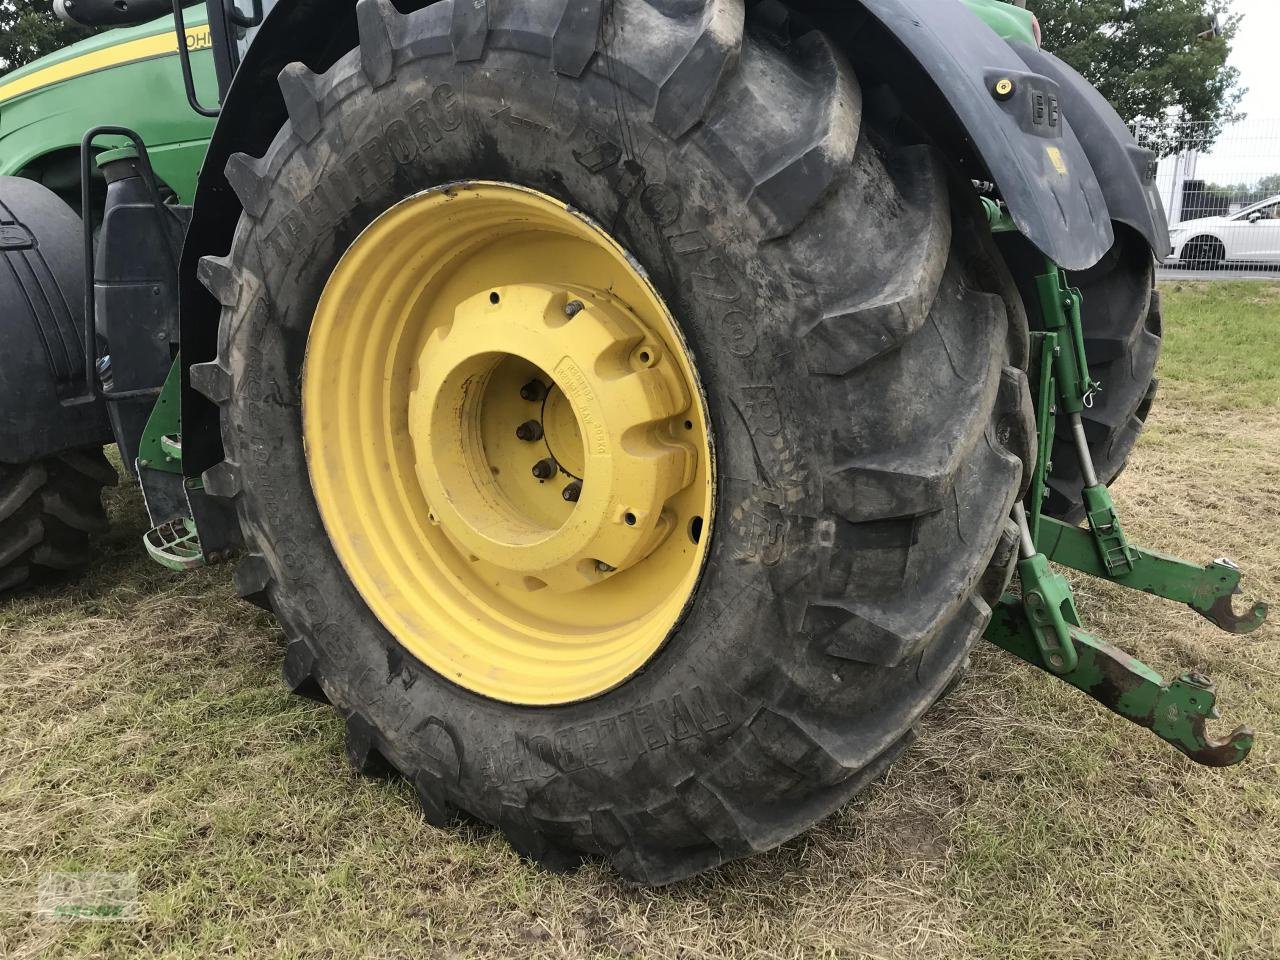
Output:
[
  {"xmin": 1007, "ymin": 43, "xmax": 1170, "ymax": 258},
  {"xmin": 179, "ymin": 0, "xmax": 1128, "ymax": 475},
  {"xmin": 179, "ymin": 0, "xmax": 360, "ymax": 480},
  {"xmin": 854, "ymin": 0, "xmax": 1112, "ymax": 269},
  {"xmin": 0, "ymin": 176, "xmax": 112, "ymax": 464}
]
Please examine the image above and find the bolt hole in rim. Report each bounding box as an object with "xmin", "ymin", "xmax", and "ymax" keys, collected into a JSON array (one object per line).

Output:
[
  {"xmin": 303, "ymin": 183, "xmax": 715, "ymax": 705},
  {"xmin": 689, "ymin": 516, "xmax": 704, "ymax": 545}
]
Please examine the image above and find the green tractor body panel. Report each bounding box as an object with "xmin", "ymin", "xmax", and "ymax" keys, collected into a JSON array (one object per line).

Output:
[
  {"xmin": 0, "ymin": 8, "xmax": 217, "ymax": 202},
  {"xmin": 963, "ymin": 0, "xmax": 1038, "ymax": 47}
]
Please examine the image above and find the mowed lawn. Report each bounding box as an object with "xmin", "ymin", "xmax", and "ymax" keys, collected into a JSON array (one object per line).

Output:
[{"xmin": 2, "ymin": 283, "xmax": 1278, "ymax": 959}]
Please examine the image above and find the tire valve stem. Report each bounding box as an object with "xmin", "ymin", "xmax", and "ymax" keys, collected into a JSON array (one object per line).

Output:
[
  {"xmin": 515, "ymin": 420, "xmax": 544, "ymax": 442},
  {"xmin": 532, "ymin": 457, "xmax": 557, "ymax": 481},
  {"xmin": 562, "ymin": 481, "xmax": 582, "ymax": 503},
  {"xmin": 596, "ymin": 561, "xmax": 615, "ymax": 574},
  {"xmin": 520, "ymin": 379, "xmax": 548, "ymax": 402},
  {"xmin": 564, "ymin": 300, "xmax": 585, "ymax": 319}
]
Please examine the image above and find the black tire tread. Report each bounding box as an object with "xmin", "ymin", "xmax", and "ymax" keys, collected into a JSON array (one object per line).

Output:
[
  {"xmin": 203, "ymin": 0, "xmax": 1034, "ymax": 885},
  {"xmin": 0, "ymin": 447, "xmax": 115, "ymax": 595}
]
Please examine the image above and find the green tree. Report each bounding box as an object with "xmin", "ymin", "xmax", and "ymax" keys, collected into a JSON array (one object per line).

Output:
[
  {"xmin": 1033, "ymin": 0, "xmax": 1243, "ymax": 156},
  {"xmin": 1257, "ymin": 173, "xmax": 1280, "ymax": 197},
  {"xmin": 0, "ymin": 0, "xmax": 93, "ymax": 77},
  {"xmin": 1205, "ymin": 173, "xmax": 1280, "ymax": 206}
]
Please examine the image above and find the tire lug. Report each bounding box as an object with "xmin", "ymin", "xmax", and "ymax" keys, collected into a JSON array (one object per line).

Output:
[
  {"xmin": 520, "ymin": 380, "xmax": 547, "ymax": 402},
  {"xmin": 515, "ymin": 420, "xmax": 544, "ymax": 442},
  {"xmin": 532, "ymin": 458, "xmax": 557, "ymax": 480},
  {"xmin": 562, "ymin": 481, "xmax": 581, "ymax": 503}
]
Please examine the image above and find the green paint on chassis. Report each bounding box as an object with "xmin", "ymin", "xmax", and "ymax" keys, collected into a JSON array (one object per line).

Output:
[
  {"xmin": 962, "ymin": 0, "xmax": 1039, "ymax": 47},
  {"xmin": 137, "ymin": 357, "xmax": 184, "ymax": 477},
  {"xmin": 0, "ymin": 8, "xmax": 216, "ymax": 202}
]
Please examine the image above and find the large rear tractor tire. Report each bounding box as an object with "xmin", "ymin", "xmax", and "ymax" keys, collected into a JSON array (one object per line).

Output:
[
  {"xmin": 196, "ymin": 0, "xmax": 1034, "ymax": 883},
  {"xmin": 0, "ymin": 448, "xmax": 115, "ymax": 595}
]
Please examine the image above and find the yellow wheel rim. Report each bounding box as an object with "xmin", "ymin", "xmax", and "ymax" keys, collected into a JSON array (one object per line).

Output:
[{"xmin": 303, "ymin": 183, "xmax": 714, "ymax": 705}]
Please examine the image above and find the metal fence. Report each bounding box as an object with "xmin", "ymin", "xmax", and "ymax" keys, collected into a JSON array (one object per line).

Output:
[{"xmin": 1133, "ymin": 117, "xmax": 1280, "ymax": 276}]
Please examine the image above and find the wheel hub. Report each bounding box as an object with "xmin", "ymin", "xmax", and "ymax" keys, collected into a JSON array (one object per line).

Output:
[{"xmin": 411, "ymin": 282, "xmax": 693, "ymax": 592}]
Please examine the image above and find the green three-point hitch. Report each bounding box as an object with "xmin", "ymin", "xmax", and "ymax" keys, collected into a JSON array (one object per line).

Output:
[{"xmin": 982, "ymin": 199, "xmax": 1267, "ymax": 768}]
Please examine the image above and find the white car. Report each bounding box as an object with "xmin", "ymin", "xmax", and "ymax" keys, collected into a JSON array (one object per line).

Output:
[{"xmin": 1169, "ymin": 195, "xmax": 1280, "ymax": 267}]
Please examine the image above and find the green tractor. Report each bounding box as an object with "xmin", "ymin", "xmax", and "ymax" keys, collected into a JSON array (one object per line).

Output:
[{"xmin": 0, "ymin": 0, "xmax": 1267, "ymax": 883}]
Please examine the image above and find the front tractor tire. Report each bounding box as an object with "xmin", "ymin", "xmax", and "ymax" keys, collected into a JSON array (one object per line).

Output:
[{"xmin": 197, "ymin": 0, "xmax": 1033, "ymax": 883}]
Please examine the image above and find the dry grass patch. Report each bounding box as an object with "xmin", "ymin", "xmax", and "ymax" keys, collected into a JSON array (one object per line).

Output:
[{"xmin": 1, "ymin": 282, "xmax": 1278, "ymax": 959}]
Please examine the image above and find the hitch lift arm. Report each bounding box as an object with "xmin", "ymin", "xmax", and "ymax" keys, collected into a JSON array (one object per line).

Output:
[
  {"xmin": 1038, "ymin": 519, "xmax": 1267, "ymax": 636},
  {"xmin": 987, "ymin": 582, "xmax": 1255, "ymax": 768}
]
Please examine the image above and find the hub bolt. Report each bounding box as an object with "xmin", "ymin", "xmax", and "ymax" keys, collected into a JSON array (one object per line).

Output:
[
  {"xmin": 520, "ymin": 379, "xmax": 548, "ymax": 402},
  {"xmin": 564, "ymin": 300, "xmax": 585, "ymax": 318},
  {"xmin": 532, "ymin": 457, "xmax": 558, "ymax": 480},
  {"xmin": 516, "ymin": 420, "xmax": 544, "ymax": 442},
  {"xmin": 562, "ymin": 481, "xmax": 582, "ymax": 503}
]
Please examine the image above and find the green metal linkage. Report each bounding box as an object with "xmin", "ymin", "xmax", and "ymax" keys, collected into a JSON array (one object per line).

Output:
[
  {"xmin": 987, "ymin": 598, "xmax": 1255, "ymax": 767},
  {"xmin": 1039, "ymin": 517, "xmax": 1268, "ymax": 634},
  {"xmin": 1034, "ymin": 261, "xmax": 1095, "ymax": 415},
  {"xmin": 1033, "ymin": 261, "xmax": 1138, "ymax": 576},
  {"xmin": 981, "ymin": 196, "xmax": 1019, "ymax": 234},
  {"xmin": 978, "ymin": 232, "xmax": 1265, "ymax": 767},
  {"xmin": 137, "ymin": 355, "xmax": 184, "ymax": 474},
  {"xmin": 1078, "ymin": 482, "xmax": 1136, "ymax": 577},
  {"xmin": 1016, "ymin": 550, "xmax": 1083, "ymax": 674}
]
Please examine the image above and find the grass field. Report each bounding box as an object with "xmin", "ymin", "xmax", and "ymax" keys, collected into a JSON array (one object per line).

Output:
[{"xmin": 2, "ymin": 282, "xmax": 1278, "ymax": 959}]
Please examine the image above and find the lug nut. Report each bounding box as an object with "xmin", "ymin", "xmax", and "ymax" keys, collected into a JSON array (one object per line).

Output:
[
  {"xmin": 564, "ymin": 300, "xmax": 585, "ymax": 318},
  {"xmin": 562, "ymin": 481, "xmax": 582, "ymax": 503},
  {"xmin": 516, "ymin": 420, "xmax": 544, "ymax": 442},
  {"xmin": 532, "ymin": 457, "xmax": 557, "ymax": 480},
  {"xmin": 520, "ymin": 379, "xmax": 548, "ymax": 402}
]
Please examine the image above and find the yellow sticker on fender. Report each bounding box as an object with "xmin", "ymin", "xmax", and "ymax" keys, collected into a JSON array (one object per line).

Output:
[{"xmin": 1046, "ymin": 146, "xmax": 1069, "ymax": 176}]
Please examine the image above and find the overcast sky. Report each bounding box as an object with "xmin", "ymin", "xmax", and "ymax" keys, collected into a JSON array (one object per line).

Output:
[
  {"xmin": 1195, "ymin": 0, "xmax": 1280, "ymax": 183},
  {"xmin": 1225, "ymin": 0, "xmax": 1279, "ymax": 118}
]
